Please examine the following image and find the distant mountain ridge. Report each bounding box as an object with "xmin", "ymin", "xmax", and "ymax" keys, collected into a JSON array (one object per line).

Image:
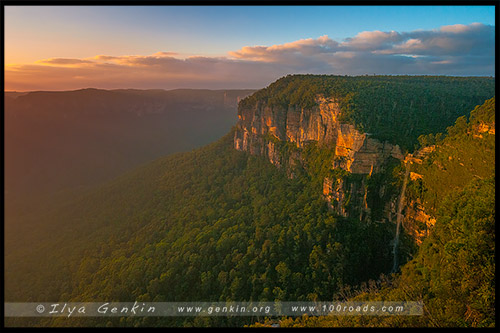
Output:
[{"xmin": 5, "ymin": 88, "xmax": 255, "ymax": 212}]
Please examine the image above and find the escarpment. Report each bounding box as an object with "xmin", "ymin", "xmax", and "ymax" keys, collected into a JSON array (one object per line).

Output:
[
  {"xmin": 234, "ymin": 95, "xmax": 406, "ymax": 225},
  {"xmin": 233, "ymin": 91, "xmax": 438, "ymax": 268},
  {"xmin": 234, "ymin": 95, "xmax": 403, "ymax": 174},
  {"xmin": 233, "ymin": 76, "xmax": 494, "ymax": 262}
]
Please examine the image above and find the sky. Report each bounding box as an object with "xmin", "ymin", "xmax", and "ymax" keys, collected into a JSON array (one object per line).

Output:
[{"xmin": 4, "ymin": 5, "xmax": 496, "ymax": 91}]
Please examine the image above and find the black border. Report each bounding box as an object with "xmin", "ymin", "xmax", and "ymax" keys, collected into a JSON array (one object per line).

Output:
[{"xmin": 2, "ymin": 0, "xmax": 498, "ymax": 331}]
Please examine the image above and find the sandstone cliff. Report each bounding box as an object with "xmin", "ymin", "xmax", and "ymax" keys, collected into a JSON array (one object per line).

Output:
[
  {"xmin": 234, "ymin": 95, "xmax": 403, "ymax": 174},
  {"xmin": 233, "ymin": 93, "xmax": 439, "ymax": 250},
  {"xmin": 234, "ymin": 95, "xmax": 404, "ymax": 223}
]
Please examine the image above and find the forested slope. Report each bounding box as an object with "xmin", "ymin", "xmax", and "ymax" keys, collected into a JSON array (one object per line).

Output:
[
  {"xmin": 6, "ymin": 131, "xmax": 394, "ymax": 327},
  {"xmin": 270, "ymin": 97, "xmax": 495, "ymax": 328}
]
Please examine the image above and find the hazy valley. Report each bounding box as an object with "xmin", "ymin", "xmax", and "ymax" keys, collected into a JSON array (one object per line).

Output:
[
  {"xmin": 4, "ymin": 75, "xmax": 495, "ymax": 328},
  {"xmin": 5, "ymin": 88, "xmax": 254, "ymax": 212}
]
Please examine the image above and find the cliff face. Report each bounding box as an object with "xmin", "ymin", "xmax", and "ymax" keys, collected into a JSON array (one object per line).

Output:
[
  {"xmin": 234, "ymin": 95, "xmax": 403, "ymax": 223},
  {"xmin": 234, "ymin": 96, "xmax": 403, "ymax": 174},
  {"xmin": 401, "ymin": 198, "xmax": 436, "ymax": 245},
  {"xmin": 233, "ymin": 93, "xmax": 437, "ymax": 250}
]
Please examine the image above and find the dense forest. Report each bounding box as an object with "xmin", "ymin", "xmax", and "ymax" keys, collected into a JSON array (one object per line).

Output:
[
  {"xmin": 6, "ymin": 129, "xmax": 397, "ymax": 327},
  {"xmin": 5, "ymin": 77, "xmax": 495, "ymax": 328},
  {"xmin": 259, "ymin": 97, "xmax": 495, "ymax": 328}
]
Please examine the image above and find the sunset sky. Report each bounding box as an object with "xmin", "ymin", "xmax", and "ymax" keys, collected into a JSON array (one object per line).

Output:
[{"xmin": 5, "ymin": 5, "xmax": 495, "ymax": 91}]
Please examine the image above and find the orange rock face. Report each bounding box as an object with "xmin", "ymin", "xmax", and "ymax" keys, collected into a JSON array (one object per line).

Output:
[{"xmin": 234, "ymin": 95, "xmax": 403, "ymax": 174}]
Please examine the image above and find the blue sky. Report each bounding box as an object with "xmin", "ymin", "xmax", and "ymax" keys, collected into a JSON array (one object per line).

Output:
[{"xmin": 5, "ymin": 5, "xmax": 496, "ymax": 90}]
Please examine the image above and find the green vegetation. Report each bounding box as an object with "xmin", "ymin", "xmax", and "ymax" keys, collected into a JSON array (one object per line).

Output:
[
  {"xmin": 271, "ymin": 97, "xmax": 495, "ymax": 328},
  {"xmin": 6, "ymin": 130, "xmax": 394, "ymax": 327},
  {"xmin": 5, "ymin": 78, "xmax": 494, "ymax": 328},
  {"xmin": 240, "ymin": 75, "xmax": 494, "ymax": 151},
  {"xmin": 408, "ymin": 97, "xmax": 495, "ymax": 213},
  {"xmin": 275, "ymin": 177, "xmax": 494, "ymax": 328}
]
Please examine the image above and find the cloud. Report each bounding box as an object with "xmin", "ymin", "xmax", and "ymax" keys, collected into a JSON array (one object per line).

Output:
[
  {"xmin": 376, "ymin": 22, "xmax": 495, "ymax": 56},
  {"xmin": 35, "ymin": 58, "xmax": 94, "ymax": 66},
  {"xmin": 152, "ymin": 51, "xmax": 179, "ymax": 57},
  {"xmin": 229, "ymin": 35, "xmax": 339, "ymax": 61},
  {"xmin": 228, "ymin": 22, "xmax": 494, "ymax": 76},
  {"xmin": 440, "ymin": 23, "xmax": 481, "ymax": 33},
  {"xmin": 6, "ymin": 52, "xmax": 287, "ymax": 91},
  {"xmin": 5, "ymin": 23, "xmax": 494, "ymax": 91},
  {"xmin": 340, "ymin": 30, "xmax": 402, "ymax": 51}
]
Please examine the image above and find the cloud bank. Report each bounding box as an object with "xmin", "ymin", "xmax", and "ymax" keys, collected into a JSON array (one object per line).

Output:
[{"xmin": 5, "ymin": 23, "xmax": 494, "ymax": 91}]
